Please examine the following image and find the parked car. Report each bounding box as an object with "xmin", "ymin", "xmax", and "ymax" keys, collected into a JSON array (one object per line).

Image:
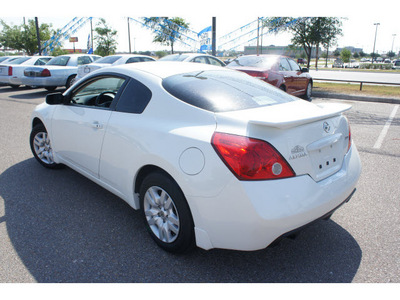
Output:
[
  {"xmin": 22, "ymin": 54, "xmax": 100, "ymax": 91},
  {"xmin": 0, "ymin": 56, "xmax": 53, "ymax": 88},
  {"xmin": 393, "ymin": 60, "xmax": 400, "ymax": 70},
  {"xmin": 226, "ymin": 54, "xmax": 312, "ymax": 100},
  {"xmin": 30, "ymin": 61, "xmax": 361, "ymax": 253},
  {"xmin": 297, "ymin": 58, "xmax": 307, "ymax": 65},
  {"xmin": 0, "ymin": 56, "xmax": 25, "ymax": 64},
  {"xmin": 159, "ymin": 53, "xmax": 226, "ymax": 67},
  {"xmin": 344, "ymin": 59, "xmax": 359, "ymax": 68},
  {"xmin": 332, "ymin": 58, "xmax": 344, "ymax": 68},
  {"xmin": 73, "ymin": 54, "xmax": 155, "ymax": 84},
  {"xmin": 0, "ymin": 56, "xmax": 12, "ymax": 63}
]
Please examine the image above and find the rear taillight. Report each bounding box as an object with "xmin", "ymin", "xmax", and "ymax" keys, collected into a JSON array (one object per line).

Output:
[
  {"xmin": 41, "ymin": 69, "xmax": 51, "ymax": 77},
  {"xmin": 211, "ymin": 132, "xmax": 295, "ymax": 180},
  {"xmin": 8, "ymin": 66, "xmax": 12, "ymax": 76},
  {"xmin": 347, "ymin": 125, "xmax": 352, "ymax": 152},
  {"xmin": 246, "ymin": 71, "xmax": 268, "ymax": 80}
]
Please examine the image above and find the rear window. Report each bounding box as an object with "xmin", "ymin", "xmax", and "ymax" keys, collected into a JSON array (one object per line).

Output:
[
  {"xmin": 8, "ymin": 57, "xmax": 31, "ymax": 64},
  {"xmin": 96, "ymin": 56, "xmax": 122, "ymax": 64},
  {"xmin": 47, "ymin": 56, "xmax": 70, "ymax": 66},
  {"xmin": 162, "ymin": 70, "xmax": 296, "ymax": 113},
  {"xmin": 159, "ymin": 54, "xmax": 189, "ymax": 62},
  {"xmin": 227, "ymin": 56, "xmax": 278, "ymax": 69}
]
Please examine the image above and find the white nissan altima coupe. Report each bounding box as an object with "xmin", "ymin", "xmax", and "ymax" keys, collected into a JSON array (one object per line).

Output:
[{"xmin": 30, "ymin": 61, "xmax": 361, "ymax": 253}]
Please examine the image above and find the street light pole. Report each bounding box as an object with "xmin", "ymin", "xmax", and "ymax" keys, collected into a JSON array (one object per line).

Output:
[
  {"xmin": 392, "ymin": 34, "xmax": 397, "ymax": 53},
  {"xmin": 372, "ymin": 22, "xmax": 380, "ymax": 63}
]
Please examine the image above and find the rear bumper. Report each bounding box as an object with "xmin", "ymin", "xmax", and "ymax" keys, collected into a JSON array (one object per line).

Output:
[
  {"xmin": 21, "ymin": 77, "xmax": 64, "ymax": 87},
  {"xmin": 191, "ymin": 144, "xmax": 361, "ymax": 251},
  {"xmin": 270, "ymin": 188, "xmax": 356, "ymax": 246}
]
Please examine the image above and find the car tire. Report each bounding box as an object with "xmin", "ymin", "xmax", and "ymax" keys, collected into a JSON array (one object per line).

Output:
[
  {"xmin": 10, "ymin": 84, "xmax": 20, "ymax": 89},
  {"xmin": 45, "ymin": 86, "xmax": 57, "ymax": 91},
  {"xmin": 66, "ymin": 75, "xmax": 76, "ymax": 89},
  {"xmin": 303, "ymin": 82, "xmax": 312, "ymax": 101},
  {"xmin": 30, "ymin": 123, "xmax": 62, "ymax": 169},
  {"xmin": 139, "ymin": 171, "xmax": 195, "ymax": 253}
]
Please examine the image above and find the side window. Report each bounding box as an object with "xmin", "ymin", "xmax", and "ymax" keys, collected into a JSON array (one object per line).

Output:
[
  {"xmin": 142, "ymin": 57, "xmax": 155, "ymax": 62},
  {"xmin": 288, "ymin": 59, "xmax": 301, "ymax": 71},
  {"xmin": 115, "ymin": 78, "xmax": 152, "ymax": 114},
  {"xmin": 207, "ymin": 57, "xmax": 224, "ymax": 67},
  {"xmin": 279, "ymin": 58, "xmax": 291, "ymax": 71},
  {"xmin": 71, "ymin": 76, "xmax": 126, "ymax": 108},
  {"xmin": 126, "ymin": 57, "xmax": 142, "ymax": 64},
  {"xmin": 35, "ymin": 58, "xmax": 52, "ymax": 65},
  {"xmin": 192, "ymin": 56, "xmax": 208, "ymax": 64},
  {"xmin": 77, "ymin": 56, "xmax": 93, "ymax": 65}
]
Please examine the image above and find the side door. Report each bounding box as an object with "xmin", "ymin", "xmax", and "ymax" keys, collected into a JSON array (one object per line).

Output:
[
  {"xmin": 51, "ymin": 75, "xmax": 127, "ymax": 177},
  {"xmin": 279, "ymin": 58, "xmax": 295, "ymax": 94},
  {"xmin": 287, "ymin": 58, "xmax": 308, "ymax": 95}
]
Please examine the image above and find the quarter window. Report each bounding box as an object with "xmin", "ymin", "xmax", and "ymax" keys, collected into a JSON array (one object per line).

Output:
[
  {"xmin": 115, "ymin": 78, "xmax": 152, "ymax": 114},
  {"xmin": 77, "ymin": 56, "xmax": 93, "ymax": 65}
]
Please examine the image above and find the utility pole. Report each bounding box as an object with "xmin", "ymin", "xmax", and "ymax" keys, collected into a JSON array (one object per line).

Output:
[
  {"xmin": 372, "ymin": 22, "xmax": 380, "ymax": 63},
  {"xmin": 212, "ymin": 17, "xmax": 216, "ymax": 56},
  {"xmin": 128, "ymin": 17, "xmax": 132, "ymax": 53},
  {"xmin": 35, "ymin": 17, "xmax": 42, "ymax": 55},
  {"xmin": 392, "ymin": 34, "xmax": 397, "ymax": 53},
  {"xmin": 90, "ymin": 18, "xmax": 93, "ymax": 53},
  {"xmin": 257, "ymin": 17, "xmax": 260, "ymax": 55}
]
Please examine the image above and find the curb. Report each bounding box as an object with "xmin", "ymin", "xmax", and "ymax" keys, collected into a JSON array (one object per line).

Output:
[{"xmin": 312, "ymin": 91, "xmax": 400, "ymax": 104}]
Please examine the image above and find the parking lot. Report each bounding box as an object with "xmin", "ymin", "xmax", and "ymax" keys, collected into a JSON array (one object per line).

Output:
[{"xmin": 0, "ymin": 85, "xmax": 399, "ymax": 283}]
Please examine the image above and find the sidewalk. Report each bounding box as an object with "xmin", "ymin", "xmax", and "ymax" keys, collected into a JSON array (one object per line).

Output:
[{"xmin": 312, "ymin": 90, "xmax": 400, "ymax": 104}]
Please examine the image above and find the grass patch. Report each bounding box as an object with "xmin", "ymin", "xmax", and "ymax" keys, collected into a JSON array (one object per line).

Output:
[{"xmin": 313, "ymin": 82, "xmax": 400, "ymax": 98}]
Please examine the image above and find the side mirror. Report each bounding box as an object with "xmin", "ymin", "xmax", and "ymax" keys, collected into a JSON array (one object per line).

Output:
[
  {"xmin": 46, "ymin": 92, "xmax": 64, "ymax": 105},
  {"xmin": 301, "ymin": 67, "xmax": 309, "ymax": 73}
]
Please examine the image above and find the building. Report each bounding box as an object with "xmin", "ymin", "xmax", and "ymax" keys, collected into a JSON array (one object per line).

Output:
[
  {"xmin": 335, "ymin": 46, "xmax": 363, "ymax": 54},
  {"xmin": 244, "ymin": 45, "xmax": 320, "ymax": 58}
]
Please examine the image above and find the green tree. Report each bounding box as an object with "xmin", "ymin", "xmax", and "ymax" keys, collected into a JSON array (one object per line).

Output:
[
  {"xmin": 340, "ymin": 48, "xmax": 352, "ymax": 63},
  {"xmin": 0, "ymin": 18, "xmax": 52, "ymax": 55},
  {"xmin": 387, "ymin": 51, "xmax": 395, "ymax": 59},
  {"xmin": 94, "ymin": 18, "xmax": 117, "ymax": 56},
  {"xmin": 263, "ymin": 17, "xmax": 343, "ymax": 69},
  {"xmin": 333, "ymin": 49, "xmax": 341, "ymax": 57},
  {"xmin": 143, "ymin": 17, "xmax": 189, "ymax": 54}
]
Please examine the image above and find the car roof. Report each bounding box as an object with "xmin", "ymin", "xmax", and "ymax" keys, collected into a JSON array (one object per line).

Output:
[{"xmin": 101, "ymin": 61, "xmax": 229, "ymax": 79}]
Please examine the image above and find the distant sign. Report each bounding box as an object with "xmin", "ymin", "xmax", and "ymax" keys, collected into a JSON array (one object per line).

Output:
[{"xmin": 69, "ymin": 37, "xmax": 78, "ymax": 43}]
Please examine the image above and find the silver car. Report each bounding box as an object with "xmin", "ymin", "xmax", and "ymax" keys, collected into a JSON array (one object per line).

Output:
[{"xmin": 23, "ymin": 54, "xmax": 100, "ymax": 91}]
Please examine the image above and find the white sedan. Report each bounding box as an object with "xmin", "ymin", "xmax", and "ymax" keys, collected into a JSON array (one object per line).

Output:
[
  {"xmin": 73, "ymin": 54, "xmax": 155, "ymax": 84},
  {"xmin": 159, "ymin": 53, "xmax": 226, "ymax": 66},
  {"xmin": 0, "ymin": 56, "xmax": 53, "ymax": 88},
  {"xmin": 29, "ymin": 61, "xmax": 361, "ymax": 253},
  {"xmin": 22, "ymin": 54, "xmax": 100, "ymax": 91}
]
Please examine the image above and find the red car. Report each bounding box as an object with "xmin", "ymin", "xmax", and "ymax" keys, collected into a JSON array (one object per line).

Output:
[{"xmin": 226, "ymin": 55, "xmax": 312, "ymax": 100}]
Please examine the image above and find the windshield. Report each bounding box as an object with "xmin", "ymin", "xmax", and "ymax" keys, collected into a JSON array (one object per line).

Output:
[
  {"xmin": 47, "ymin": 56, "xmax": 70, "ymax": 66},
  {"xmin": 163, "ymin": 70, "xmax": 296, "ymax": 113},
  {"xmin": 95, "ymin": 56, "xmax": 122, "ymax": 64},
  {"xmin": 227, "ymin": 56, "xmax": 278, "ymax": 69},
  {"xmin": 159, "ymin": 54, "xmax": 189, "ymax": 62}
]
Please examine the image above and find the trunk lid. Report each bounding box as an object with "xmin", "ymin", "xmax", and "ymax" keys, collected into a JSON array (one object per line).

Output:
[{"xmin": 214, "ymin": 100, "xmax": 352, "ymax": 182}]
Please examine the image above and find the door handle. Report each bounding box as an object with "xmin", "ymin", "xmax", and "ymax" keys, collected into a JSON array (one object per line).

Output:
[{"xmin": 92, "ymin": 122, "xmax": 103, "ymax": 129}]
